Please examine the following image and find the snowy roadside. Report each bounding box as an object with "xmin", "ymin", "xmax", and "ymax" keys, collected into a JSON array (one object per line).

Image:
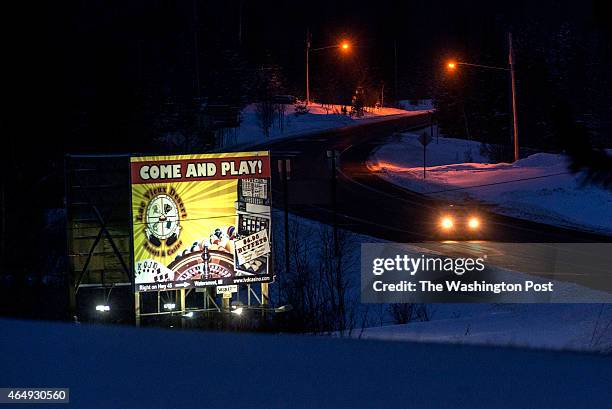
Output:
[
  {"xmin": 217, "ymin": 103, "xmax": 430, "ymax": 151},
  {"xmin": 356, "ymin": 303, "xmax": 612, "ymax": 353},
  {"xmin": 279, "ymin": 213, "xmax": 612, "ymax": 352},
  {"xmin": 367, "ymin": 132, "xmax": 612, "ymax": 235}
]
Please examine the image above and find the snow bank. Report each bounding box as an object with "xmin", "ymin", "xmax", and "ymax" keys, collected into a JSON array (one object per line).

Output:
[
  {"xmin": 368, "ymin": 133, "xmax": 612, "ymax": 234},
  {"xmin": 217, "ymin": 103, "xmax": 428, "ymax": 149},
  {"xmin": 1, "ymin": 318, "xmax": 611, "ymax": 408},
  {"xmin": 283, "ymin": 215, "xmax": 612, "ymax": 351},
  {"xmin": 357, "ymin": 303, "xmax": 612, "ymax": 353}
]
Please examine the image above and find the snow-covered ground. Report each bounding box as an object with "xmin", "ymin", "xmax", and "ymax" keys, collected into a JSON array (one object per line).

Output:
[
  {"xmin": 278, "ymin": 214, "xmax": 612, "ymax": 352},
  {"xmin": 2, "ymin": 318, "xmax": 611, "ymax": 409},
  {"xmin": 217, "ymin": 103, "xmax": 427, "ymax": 149},
  {"xmin": 357, "ymin": 303, "xmax": 612, "ymax": 353},
  {"xmin": 367, "ymin": 132, "xmax": 612, "ymax": 235}
]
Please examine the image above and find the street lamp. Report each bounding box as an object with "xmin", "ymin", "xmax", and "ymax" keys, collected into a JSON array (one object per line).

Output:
[
  {"xmin": 306, "ymin": 31, "xmax": 351, "ymax": 105},
  {"xmin": 445, "ymin": 33, "xmax": 519, "ymax": 162}
]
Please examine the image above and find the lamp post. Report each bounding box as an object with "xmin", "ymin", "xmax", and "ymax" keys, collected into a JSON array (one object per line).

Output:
[
  {"xmin": 508, "ymin": 33, "xmax": 519, "ymax": 164},
  {"xmin": 447, "ymin": 32, "xmax": 519, "ymax": 162},
  {"xmin": 306, "ymin": 30, "xmax": 350, "ymax": 105}
]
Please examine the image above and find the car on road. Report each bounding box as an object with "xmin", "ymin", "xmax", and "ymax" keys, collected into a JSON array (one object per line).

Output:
[{"xmin": 433, "ymin": 203, "xmax": 485, "ymax": 239}]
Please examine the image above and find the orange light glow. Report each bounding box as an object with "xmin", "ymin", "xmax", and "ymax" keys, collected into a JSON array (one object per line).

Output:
[
  {"xmin": 447, "ymin": 61, "xmax": 457, "ymax": 70},
  {"xmin": 367, "ymin": 161, "xmax": 413, "ymax": 173},
  {"xmin": 468, "ymin": 217, "xmax": 480, "ymax": 229},
  {"xmin": 341, "ymin": 42, "xmax": 350, "ymax": 51},
  {"xmin": 441, "ymin": 217, "xmax": 454, "ymax": 230}
]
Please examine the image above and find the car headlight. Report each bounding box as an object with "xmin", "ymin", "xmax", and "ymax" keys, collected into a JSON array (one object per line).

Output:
[
  {"xmin": 468, "ymin": 217, "xmax": 480, "ymax": 229},
  {"xmin": 440, "ymin": 216, "xmax": 454, "ymax": 230}
]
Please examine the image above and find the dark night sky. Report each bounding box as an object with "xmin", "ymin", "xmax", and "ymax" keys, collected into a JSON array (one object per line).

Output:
[{"xmin": 3, "ymin": 0, "xmax": 610, "ymax": 156}]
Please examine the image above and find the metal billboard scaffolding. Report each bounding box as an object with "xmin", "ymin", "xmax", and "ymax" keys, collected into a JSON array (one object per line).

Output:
[{"xmin": 65, "ymin": 154, "xmax": 133, "ymax": 323}]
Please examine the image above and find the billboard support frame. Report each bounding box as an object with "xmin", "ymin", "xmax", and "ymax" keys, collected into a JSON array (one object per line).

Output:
[{"xmin": 65, "ymin": 154, "xmax": 134, "ymax": 322}]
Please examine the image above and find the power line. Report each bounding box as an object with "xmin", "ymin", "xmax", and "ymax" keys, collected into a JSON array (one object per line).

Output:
[
  {"xmin": 67, "ymin": 209, "xmax": 273, "ymax": 230},
  {"xmin": 423, "ymin": 171, "xmax": 571, "ymax": 195}
]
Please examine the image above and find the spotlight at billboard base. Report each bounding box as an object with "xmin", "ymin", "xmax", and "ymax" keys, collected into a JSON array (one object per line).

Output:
[
  {"xmin": 230, "ymin": 301, "xmax": 244, "ymax": 316},
  {"xmin": 163, "ymin": 303, "xmax": 176, "ymax": 311},
  {"xmin": 274, "ymin": 305, "xmax": 293, "ymax": 313},
  {"xmin": 95, "ymin": 305, "xmax": 110, "ymax": 312},
  {"xmin": 182, "ymin": 311, "xmax": 194, "ymax": 318}
]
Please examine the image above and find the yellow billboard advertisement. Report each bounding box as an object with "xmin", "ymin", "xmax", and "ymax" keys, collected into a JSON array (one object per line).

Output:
[{"xmin": 130, "ymin": 152, "xmax": 273, "ymax": 292}]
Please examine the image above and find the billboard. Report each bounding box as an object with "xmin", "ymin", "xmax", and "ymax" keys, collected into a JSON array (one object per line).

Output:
[{"xmin": 130, "ymin": 152, "xmax": 273, "ymax": 292}]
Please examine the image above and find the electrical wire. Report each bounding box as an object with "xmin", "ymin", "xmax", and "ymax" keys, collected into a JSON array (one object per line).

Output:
[{"xmin": 422, "ymin": 171, "xmax": 571, "ymax": 195}]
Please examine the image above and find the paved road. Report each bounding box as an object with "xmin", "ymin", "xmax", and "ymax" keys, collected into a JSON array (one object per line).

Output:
[{"xmin": 254, "ymin": 112, "xmax": 610, "ymax": 244}]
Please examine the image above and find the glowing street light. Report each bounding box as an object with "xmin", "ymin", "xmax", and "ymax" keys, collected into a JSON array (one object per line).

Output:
[
  {"xmin": 444, "ymin": 33, "xmax": 519, "ymax": 161},
  {"xmin": 306, "ymin": 31, "xmax": 352, "ymax": 104}
]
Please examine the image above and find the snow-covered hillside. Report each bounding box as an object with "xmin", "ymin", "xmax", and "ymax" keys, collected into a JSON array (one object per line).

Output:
[
  {"xmin": 217, "ymin": 103, "xmax": 427, "ymax": 149},
  {"xmin": 368, "ymin": 132, "xmax": 612, "ymax": 235},
  {"xmin": 356, "ymin": 303, "xmax": 612, "ymax": 352},
  {"xmin": 278, "ymin": 215, "xmax": 612, "ymax": 351},
  {"xmin": 1, "ymin": 318, "xmax": 611, "ymax": 409}
]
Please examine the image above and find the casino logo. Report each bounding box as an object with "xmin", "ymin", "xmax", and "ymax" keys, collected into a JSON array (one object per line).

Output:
[{"xmin": 144, "ymin": 193, "xmax": 182, "ymax": 247}]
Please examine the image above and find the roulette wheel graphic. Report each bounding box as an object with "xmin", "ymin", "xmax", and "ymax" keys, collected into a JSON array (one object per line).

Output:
[{"xmin": 168, "ymin": 249, "xmax": 234, "ymax": 282}]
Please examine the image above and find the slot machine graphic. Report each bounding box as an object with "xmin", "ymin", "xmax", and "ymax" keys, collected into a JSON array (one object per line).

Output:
[{"xmin": 235, "ymin": 178, "xmax": 271, "ymax": 276}]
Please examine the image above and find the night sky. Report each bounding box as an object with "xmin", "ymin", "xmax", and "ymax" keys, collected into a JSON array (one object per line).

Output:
[{"xmin": 2, "ymin": 0, "xmax": 610, "ymax": 167}]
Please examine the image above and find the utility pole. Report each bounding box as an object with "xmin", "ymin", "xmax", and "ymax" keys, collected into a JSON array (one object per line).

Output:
[
  {"xmin": 509, "ymin": 32, "xmax": 519, "ymax": 162},
  {"xmin": 279, "ymin": 159, "xmax": 291, "ymax": 304},
  {"xmin": 327, "ymin": 150, "xmax": 339, "ymax": 256},
  {"xmin": 430, "ymin": 114, "xmax": 434, "ymax": 144},
  {"xmin": 446, "ymin": 34, "xmax": 520, "ymax": 161},
  {"xmin": 394, "ymin": 40, "xmax": 398, "ymax": 101},
  {"xmin": 423, "ymin": 143, "xmax": 426, "ymax": 179},
  {"xmin": 238, "ymin": 0, "xmax": 243, "ymax": 46},
  {"xmin": 305, "ymin": 33, "xmax": 350, "ymax": 105},
  {"xmin": 306, "ymin": 29, "xmax": 311, "ymax": 105},
  {"xmin": 1, "ymin": 176, "xmax": 5, "ymax": 271}
]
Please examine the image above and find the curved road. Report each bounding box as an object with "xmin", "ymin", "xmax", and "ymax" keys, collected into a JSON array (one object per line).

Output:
[{"xmin": 254, "ymin": 112, "xmax": 609, "ymax": 244}]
